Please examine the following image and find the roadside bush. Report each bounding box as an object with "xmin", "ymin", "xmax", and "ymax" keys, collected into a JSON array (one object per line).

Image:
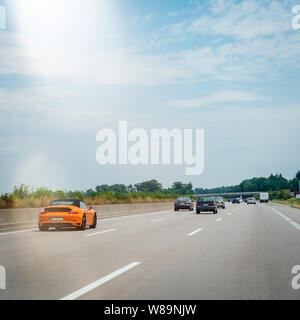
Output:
[
  {"xmin": 32, "ymin": 187, "xmax": 53, "ymax": 198},
  {"xmin": 52, "ymin": 190, "xmax": 66, "ymax": 199},
  {"xmin": 67, "ymin": 190, "xmax": 85, "ymax": 200},
  {"xmin": 270, "ymin": 189, "xmax": 291, "ymax": 200},
  {"xmin": 0, "ymin": 193, "xmax": 14, "ymax": 208},
  {"xmin": 0, "ymin": 186, "xmax": 181, "ymax": 209},
  {"xmin": 12, "ymin": 184, "xmax": 32, "ymax": 199}
]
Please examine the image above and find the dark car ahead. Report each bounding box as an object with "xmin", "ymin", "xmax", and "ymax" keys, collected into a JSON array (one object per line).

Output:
[
  {"xmin": 215, "ymin": 196, "xmax": 225, "ymax": 209},
  {"xmin": 196, "ymin": 197, "xmax": 218, "ymax": 214},
  {"xmin": 174, "ymin": 197, "xmax": 194, "ymax": 211},
  {"xmin": 232, "ymin": 198, "xmax": 241, "ymax": 204}
]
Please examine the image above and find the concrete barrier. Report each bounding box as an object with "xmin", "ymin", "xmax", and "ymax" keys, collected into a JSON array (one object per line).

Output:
[{"xmin": 0, "ymin": 202, "xmax": 173, "ymax": 232}]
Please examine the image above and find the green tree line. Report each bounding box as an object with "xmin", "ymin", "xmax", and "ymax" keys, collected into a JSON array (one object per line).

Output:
[
  {"xmin": 0, "ymin": 171, "xmax": 299, "ymax": 208},
  {"xmin": 194, "ymin": 171, "xmax": 300, "ymax": 195}
]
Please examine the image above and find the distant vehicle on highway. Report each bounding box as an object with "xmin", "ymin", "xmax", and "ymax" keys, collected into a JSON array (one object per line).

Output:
[
  {"xmin": 260, "ymin": 192, "xmax": 269, "ymax": 203},
  {"xmin": 215, "ymin": 196, "xmax": 225, "ymax": 209},
  {"xmin": 174, "ymin": 197, "xmax": 194, "ymax": 211},
  {"xmin": 196, "ymin": 197, "xmax": 218, "ymax": 214},
  {"xmin": 247, "ymin": 197, "xmax": 256, "ymax": 204},
  {"xmin": 232, "ymin": 198, "xmax": 241, "ymax": 204},
  {"xmin": 38, "ymin": 199, "xmax": 97, "ymax": 231}
]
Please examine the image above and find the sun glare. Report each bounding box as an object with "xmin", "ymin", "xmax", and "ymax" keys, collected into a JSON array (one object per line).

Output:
[{"xmin": 13, "ymin": 0, "xmax": 119, "ymax": 77}]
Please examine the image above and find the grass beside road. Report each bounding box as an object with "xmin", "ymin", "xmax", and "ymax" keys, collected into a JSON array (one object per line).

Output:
[
  {"xmin": 271, "ymin": 199, "xmax": 300, "ymax": 209},
  {"xmin": 0, "ymin": 192, "xmax": 182, "ymax": 209},
  {"xmin": 0, "ymin": 184, "xmax": 199, "ymax": 209}
]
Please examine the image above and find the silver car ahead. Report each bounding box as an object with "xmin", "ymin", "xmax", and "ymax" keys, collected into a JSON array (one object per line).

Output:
[
  {"xmin": 215, "ymin": 196, "xmax": 225, "ymax": 209},
  {"xmin": 247, "ymin": 197, "xmax": 256, "ymax": 204},
  {"xmin": 174, "ymin": 197, "xmax": 194, "ymax": 211}
]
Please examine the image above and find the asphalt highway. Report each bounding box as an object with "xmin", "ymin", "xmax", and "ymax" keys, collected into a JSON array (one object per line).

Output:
[{"xmin": 0, "ymin": 202, "xmax": 299, "ymax": 300}]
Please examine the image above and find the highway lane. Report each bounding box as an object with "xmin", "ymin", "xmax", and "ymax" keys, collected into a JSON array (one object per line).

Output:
[
  {"xmin": 0, "ymin": 207, "xmax": 231, "ymax": 299},
  {"xmin": 268, "ymin": 202, "xmax": 300, "ymax": 225},
  {"xmin": 0, "ymin": 202, "xmax": 299, "ymax": 300}
]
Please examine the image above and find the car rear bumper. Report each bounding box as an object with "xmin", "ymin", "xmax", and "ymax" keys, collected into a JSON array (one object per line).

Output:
[
  {"xmin": 39, "ymin": 215, "xmax": 82, "ymax": 227},
  {"xmin": 39, "ymin": 222, "xmax": 77, "ymax": 228},
  {"xmin": 197, "ymin": 206, "xmax": 216, "ymax": 211},
  {"xmin": 175, "ymin": 204, "xmax": 192, "ymax": 209}
]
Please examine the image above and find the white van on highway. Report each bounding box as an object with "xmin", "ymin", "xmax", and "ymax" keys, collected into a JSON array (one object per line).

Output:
[{"xmin": 260, "ymin": 192, "xmax": 269, "ymax": 203}]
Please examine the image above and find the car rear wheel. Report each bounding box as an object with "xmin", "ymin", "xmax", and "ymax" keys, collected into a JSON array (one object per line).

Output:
[
  {"xmin": 78, "ymin": 214, "xmax": 86, "ymax": 230},
  {"xmin": 214, "ymin": 209, "xmax": 218, "ymax": 214},
  {"xmin": 90, "ymin": 213, "xmax": 97, "ymax": 229},
  {"xmin": 196, "ymin": 209, "xmax": 200, "ymax": 214}
]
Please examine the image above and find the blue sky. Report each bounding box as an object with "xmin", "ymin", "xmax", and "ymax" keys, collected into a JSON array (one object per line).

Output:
[{"xmin": 0, "ymin": 0, "xmax": 300, "ymax": 192}]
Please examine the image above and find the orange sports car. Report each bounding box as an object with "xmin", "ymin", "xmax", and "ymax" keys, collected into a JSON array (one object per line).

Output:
[{"xmin": 38, "ymin": 199, "xmax": 97, "ymax": 231}]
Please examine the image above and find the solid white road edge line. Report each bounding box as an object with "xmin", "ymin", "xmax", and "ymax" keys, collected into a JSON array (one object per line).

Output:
[
  {"xmin": 188, "ymin": 228, "xmax": 203, "ymax": 236},
  {"xmin": 0, "ymin": 228, "xmax": 38, "ymax": 236},
  {"xmin": 86, "ymin": 229, "xmax": 117, "ymax": 237},
  {"xmin": 60, "ymin": 262, "xmax": 141, "ymax": 300},
  {"xmin": 269, "ymin": 207, "xmax": 300, "ymax": 232}
]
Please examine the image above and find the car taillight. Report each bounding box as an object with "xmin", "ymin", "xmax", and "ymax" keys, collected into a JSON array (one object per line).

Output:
[
  {"xmin": 40, "ymin": 209, "xmax": 45, "ymax": 214},
  {"xmin": 69, "ymin": 211, "xmax": 79, "ymax": 214},
  {"xmin": 212, "ymin": 202, "xmax": 215, "ymax": 206}
]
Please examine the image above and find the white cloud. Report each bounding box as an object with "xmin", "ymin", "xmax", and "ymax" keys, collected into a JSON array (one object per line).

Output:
[
  {"xmin": 131, "ymin": 13, "xmax": 155, "ymax": 27},
  {"xmin": 169, "ymin": 90, "xmax": 267, "ymax": 108},
  {"xmin": 0, "ymin": 0, "xmax": 299, "ymax": 87},
  {"xmin": 0, "ymin": 86, "xmax": 115, "ymax": 134},
  {"xmin": 0, "ymin": 86, "xmax": 70, "ymax": 112},
  {"xmin": 166, "ymin": 0, "xmax": 291, "ymax": 39},
  {"xmin": 1, "ymin": 32, "xmax": 299, "ymax": 87}
]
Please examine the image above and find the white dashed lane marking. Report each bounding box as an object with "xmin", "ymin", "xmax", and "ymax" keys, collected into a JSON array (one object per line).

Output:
[
  {"xmin": 86, "ymin": 229, "xmax": 117, "ymax": 237},
  {"xmin": 60, "ymin": 262, "xmax": 141, "ymax": 300},
  {"xmin": 188, "ymin": 228, "xmax": 203, "ymax": 236}
]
